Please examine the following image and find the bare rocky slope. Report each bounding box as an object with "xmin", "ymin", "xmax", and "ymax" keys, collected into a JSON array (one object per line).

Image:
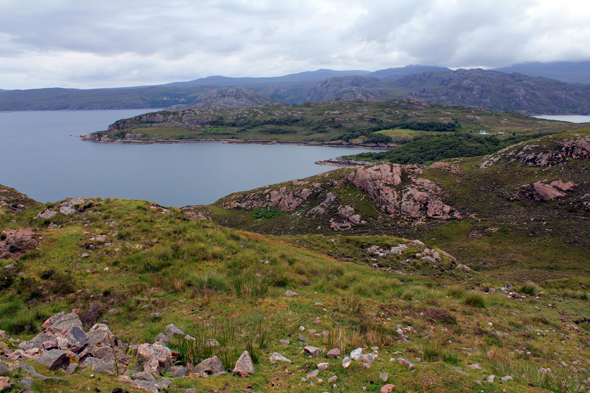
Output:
[{"xmin": 166, "ymin": 87, "xmax": 275, "ymax": 111}]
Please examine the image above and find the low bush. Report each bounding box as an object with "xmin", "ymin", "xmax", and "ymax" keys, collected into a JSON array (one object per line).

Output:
[{"xmin": 463, "ymin": 291, "xmax": 486, "ymax": 308}]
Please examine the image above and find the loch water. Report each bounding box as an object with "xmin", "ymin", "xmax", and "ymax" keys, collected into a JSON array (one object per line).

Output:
[{"xmin": 0, "ymin": 109, "xmax": 377, "ymax": 206}]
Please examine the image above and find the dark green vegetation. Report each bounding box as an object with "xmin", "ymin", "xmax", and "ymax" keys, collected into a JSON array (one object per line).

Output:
[
  {"xmin": 346, "ymin": 132, "xmax": 548, "ymax": 164},
  {"xmin": 88, "ymin": 99, "xmax": 581, "ymax": 148}
]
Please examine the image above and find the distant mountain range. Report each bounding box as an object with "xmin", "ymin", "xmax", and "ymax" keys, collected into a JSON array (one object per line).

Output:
[
  {"xmin": 494, "ymin": 61, "xmax": 590, "ymax": 84},
  {"xmin": 1, "ymin": 62, "xmax": 590, "ymax": 114}
]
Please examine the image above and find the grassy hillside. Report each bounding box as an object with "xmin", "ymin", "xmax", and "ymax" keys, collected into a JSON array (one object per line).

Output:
[{"xmin": 1, "ymin": 189, "xmax": 589, "ymax": 392}]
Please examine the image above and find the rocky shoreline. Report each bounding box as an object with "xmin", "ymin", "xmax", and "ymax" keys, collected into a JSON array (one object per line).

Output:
[
  {"xmin": 314, "ymin": 158, "xmax": 388, "ymax": 167},
  {"xmin": 79, "ymin": 134, "xmax": 395, "ymax": 150}
]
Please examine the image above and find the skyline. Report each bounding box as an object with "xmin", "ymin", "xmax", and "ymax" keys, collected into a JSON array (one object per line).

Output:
[{"xmin": 1, "ymin": 0, "xmax": 589, "ymax": 90}]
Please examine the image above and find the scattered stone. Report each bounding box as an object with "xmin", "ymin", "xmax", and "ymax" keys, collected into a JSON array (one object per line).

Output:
[
  {"xmin": 15, "ymin": 364, "xmax": 59, "ymax": 380},
  {"xmin": 20, "ymin": 377, "xmax": 33, "ymax": 390},
  {"xmin": 64, "ymin": 363, "xmax": 78, "ymax": 375},
  {"xmin": 132, "ymin": 371, "xmax": 156, "ymax": 381},
  {"xmin": 397, "ymin": 357, "xmax": 415, "ymax": 369},
  {"xmin": 171, "ymin": 365, "xmax": 187, "ymax": 377},
  {"xmin": 284, "ymin": 291, "xmax": 298, "ymax": 297},
  {"xmin": 127, "ymin": 378, "xmax": 170, "ymax": 393},
  {"xmin": 350, "ymin": 348, "xmax": 364, "ymax": 361},
  {"xmin": 0, "ymin": 377, "xmax": 13, "ymax": 391},
  {"xmin": 36, "ymin": 349, "xmax": 70, "ymax": 371},
  {"xmin": 317, "ymin": 362, "xmax": 330, "ymax": 370},
  {"xmin": 195, "ymin": 356, "xmax": 225, "ymax": 375},
  {"xmin": 328, "ymin": 376, "xmax": 337, "ymax": 383},
  {"xmin": 298, "ymin": 335, "xmax": 309, "ymax": 342},
  {"xmin": 65, "ymin": 325, "xmax": 88, "ymax": 352},
  {"xmin": 452, "ymin": 366, "xmax": 468, "ymax": 375},
  {"xmin": 501, "ymin": 376, "xmax": 513, "ymax": 381},
  {"xmin": 381, "ymin": 384, "xmax": 396, "ymax": 393},
  {"xmin": 279, "ymin": 339, "xmax": 290, "ymax": 346},
  {"xmin": 37, "ymin": 209, "xmax": 57, "ymax": 219},
  {"xmin": 87, "ymin": 324, "xmax": 116, "ymax": 347},
  {"xmin": 269, "ymin": 353, "xmax": 292, "ymax": 364},
  {"xmin": 0, "ymin": 362, "xmax": 8, "ymax": 375},
  {"xmin": 304, "ymin": 346, "xmax": 321, "ymax": 356},
  {"xmin": 306, "ymin": 369, "xmax": 319, "ymax": 379},
  {"xmin": 485, "ymin": 375, "xmax": 495, "ymax": 383},
  {"xmin": 467, "ymin": 363, "xmax": 481, "ymax": 370},
  {"xmin": 342, "ymin": 357, "xmax": 352, "ymax": 368},
  {"xmin": 314, "ymin": 302, "xmax": 324, "ymax": 306},
  {"xmin": 42, "ymin": 312, "xmax": 83, "ymax": 334},
  {"xmin": 154, "ymin": 333, "xmax": 172, "ymax": 344},
  {"xmin": 326, "ymin": 348, "xmax": 341, "ymax": 358},
  {"xmin": 205, "ymin": 339, "xmax": 220, "ymax": 347},
  {"xmin": 233, "ymin": 351, "xmax": 255, "ymax": 376},
  {"xmin": 379, "ymin": 372, "xmax": 389, "ymax": 382},
  {"xmin": 164, "ymin": 324, "xmax": 185, "ymax": 338}
]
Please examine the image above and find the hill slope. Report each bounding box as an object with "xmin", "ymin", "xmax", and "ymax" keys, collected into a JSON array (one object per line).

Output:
[
  {"xmin": 212, "ymin": 128, "xmax": 590, "ymax": 281},
  {"xmin": 495, "ymin": 61, "xmax": 590, "ymax": 84},
  {"xmin": 394, "ymin": 69, "xmax": 590, "ymax": 115}
]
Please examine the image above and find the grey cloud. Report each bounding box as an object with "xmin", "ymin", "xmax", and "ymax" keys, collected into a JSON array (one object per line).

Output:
[{"xmin": 0, "ymin": 0, "xmax": 589, "ymax": 89}]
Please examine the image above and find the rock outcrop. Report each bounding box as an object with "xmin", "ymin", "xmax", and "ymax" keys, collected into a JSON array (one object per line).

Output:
[
  {"xmin": 479, "ymin": 135, "xmax": 590, "ymax": 169},
  {"xmin": 347, "ymin": 164, "xmax": 460, "ymax": 220},
  {"xmin": 170, "ymin": 87, "xmax": 274, "ymax": 111},
  {"xmin": 516, "ymin": 180, "xmax": 576, "ymax": 201},
  {"xmin": 304, "ymin": 76, "xmax": 391, "ymax": 102},
  {"xmin": 221, "ymin": 185, "xmax": 316, "ymax": 212},
  {"xmin": 0, "ymin": 228, "xmax": 40, "ymax": 258}
]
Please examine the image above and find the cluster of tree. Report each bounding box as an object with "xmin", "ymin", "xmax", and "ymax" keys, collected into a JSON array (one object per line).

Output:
[
  {"xmin": 392, "ymin": 121, "xmax": 458, "ymax": 132},
  {"xmin": 259, "ymin": 127, "xmax": 298, "ymax": 134},
  {"xmin": 349, "ymin": 133, "xmax": 546, "ymax": 164}
]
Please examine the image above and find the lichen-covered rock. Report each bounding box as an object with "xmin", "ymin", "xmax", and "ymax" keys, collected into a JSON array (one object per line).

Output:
[
  {"xmin": 35, "ymin": 349, "xmax": 70, "ymax": 371},
  {"xmin": 516, "ymin": 180, "xmax": 574, "ymax": 201},
  {"xmin": 195, "ymin": 355, "xmax": 225, "ymax": 375},
  {"xmin": 42, "ymin": 312, "xmax": 83, "ymax": 335},
  {"xmin": 233, "ymin": 351, "xmax": 255, "ymax": 376}
]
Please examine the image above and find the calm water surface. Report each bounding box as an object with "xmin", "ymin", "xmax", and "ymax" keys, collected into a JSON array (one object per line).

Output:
[
  {"xmin": 534, "ymin": 115, "xmax": 590, "ymax": 123},
  {"xmin": 0, "ymin": 109, "xmax": 376, "ymax": 206}
]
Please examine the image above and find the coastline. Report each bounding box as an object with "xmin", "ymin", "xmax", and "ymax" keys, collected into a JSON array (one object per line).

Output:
[{"xmin": 79, "ymin": 134, "xmax": 396, "ymax": 150}]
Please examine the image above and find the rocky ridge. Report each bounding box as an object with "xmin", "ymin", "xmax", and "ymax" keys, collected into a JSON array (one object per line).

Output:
[
  {"xmin": 303, "ymin": 76, "xmax": 392, "ymax": 102},
  {"xmin": 167, "ymin": 87, "xmax": 275, "ymax": 111},
  {"xmin": 220, "ymin": 163, "xmax": 460, "ymax": 231},
  {"xmin": 395, "ymin": 69, "xmax": 590, "ymax": 115}
]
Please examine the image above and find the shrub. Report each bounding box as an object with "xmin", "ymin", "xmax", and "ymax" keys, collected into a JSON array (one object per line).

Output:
[
  {"xmin": 520, "ymin": 281, "xmax": 540, "ymax": 295},
  {"xmin": 463, "ymin": 291, "xmax": 486, "ymax": 308},
  {"xmin": 422, "ymin": 309, "xmax": 457, "ymax": 325},
  {"xmin": 446, "ymin": 285, "xmax": 464, "ymax": 298}
]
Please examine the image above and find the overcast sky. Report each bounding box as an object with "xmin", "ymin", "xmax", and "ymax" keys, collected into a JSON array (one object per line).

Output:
[{"xmin": 1, "ymin": 0, "xmax": 589, "ymax": 89}]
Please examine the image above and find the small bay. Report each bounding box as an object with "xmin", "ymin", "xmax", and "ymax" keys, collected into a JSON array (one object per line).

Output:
[{"xmin": 0, "ymin": 109, "xmax": 376, "ymax": 206}]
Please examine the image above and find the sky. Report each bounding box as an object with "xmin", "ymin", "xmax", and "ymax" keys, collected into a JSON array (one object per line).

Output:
[{"xmin": 1, "ymin": 0, "xmax": 589, "ymax": 90}]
